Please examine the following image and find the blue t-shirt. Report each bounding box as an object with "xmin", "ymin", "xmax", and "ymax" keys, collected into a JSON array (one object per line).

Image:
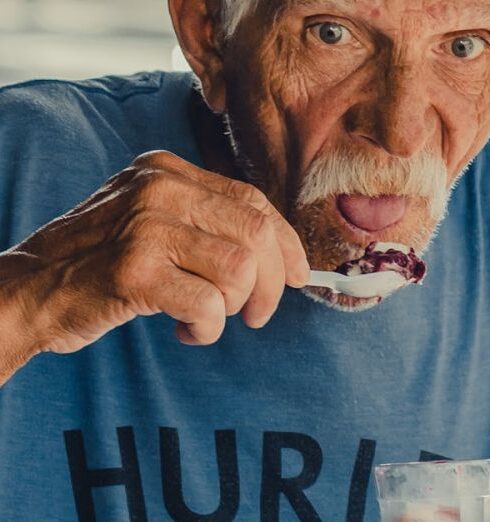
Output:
[{"xmin": 0, "ymin": 71, "xmax": 489, "ymax": 522}]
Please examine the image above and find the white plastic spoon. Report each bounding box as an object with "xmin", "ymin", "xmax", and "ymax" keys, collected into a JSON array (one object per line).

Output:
[{"xmin": 308, "ymin": 270, "xmax": 408, "ymax": 299}]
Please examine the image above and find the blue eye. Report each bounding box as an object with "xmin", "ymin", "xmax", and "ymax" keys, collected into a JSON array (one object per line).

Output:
[
  {"xmin": 450, "ymin": 36, "xmax": 485, "ymax": 59},
  {"xmin": 313, "ymin": 22, "xmax": 353, "ymax": 45}
]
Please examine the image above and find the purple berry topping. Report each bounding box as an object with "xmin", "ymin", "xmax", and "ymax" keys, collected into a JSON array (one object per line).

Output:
[{"xmin": 335, "ymin": 242, "xmax": 427, "ymax": 284}]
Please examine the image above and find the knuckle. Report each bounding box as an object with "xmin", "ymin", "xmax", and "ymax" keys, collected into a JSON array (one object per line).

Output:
[
  {"xmin": 228, "ymin": 180, "xmax": 269, "ymax": 210},
  {"xmin": 189, "ymin": 284, "xmax": 223, "ymax": 319},
  {"xmin": 243, "ymin": 208, "xmax": 274, "ymax": 244},
  {"xmin": 104, "ymin": 166, "xmax": 139, "ymax": 187},
  {"xmin": 131, "ymin": 150, "xmax": 177, "ymax": 169},
  {"xmin": 223, "ymin": 244, "xmax": 256, "ymax": 282},
  {"xmin": 124, "ymin": 211, "xmax": 164, "ymax": 241},
  {"xmin": 133, "ymin": 169, "xmax": 182, "ymax": 204},
  {"xmin": 130, "ymin": 170, "xmax": 158, "ymax": 203}
]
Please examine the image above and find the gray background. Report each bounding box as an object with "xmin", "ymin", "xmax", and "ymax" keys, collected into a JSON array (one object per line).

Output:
[{"xmin": 0, "ymin": 0, "xmax": 187, "ymax": 87}]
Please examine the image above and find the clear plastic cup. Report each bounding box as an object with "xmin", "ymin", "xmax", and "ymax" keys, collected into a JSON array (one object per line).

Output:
[{"xmin": 375, "ymin": 459, "xmax": 490, "ymax": 521}]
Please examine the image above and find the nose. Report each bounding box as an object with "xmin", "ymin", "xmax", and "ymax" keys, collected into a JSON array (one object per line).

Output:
[{"xmin": 345, "ymin": 64, "xmax": 437, "ymax": 159}]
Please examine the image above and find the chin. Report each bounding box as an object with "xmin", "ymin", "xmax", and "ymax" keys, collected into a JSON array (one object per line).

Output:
[{"xmin": 292, "ymin": 194, "xmax": 442, "ymax": 312}]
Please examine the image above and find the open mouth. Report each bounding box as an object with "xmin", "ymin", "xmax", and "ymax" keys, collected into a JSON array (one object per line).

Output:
[
  {"xmin": 295, "ymin": 191, "xmax": 431, "ymax": 311},
  {"xmin": 336, "ymin": 194, "xmax": 408, "ymax": 233}
]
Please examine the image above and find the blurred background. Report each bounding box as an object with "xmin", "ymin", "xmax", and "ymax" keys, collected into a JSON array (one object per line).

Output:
[{"xmin": 0, "ymin": 0, "xmax": 189, "ymax": 87}]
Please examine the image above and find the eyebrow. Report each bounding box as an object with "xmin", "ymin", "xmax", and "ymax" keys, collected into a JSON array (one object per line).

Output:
[
  {"xmin": 288, "ymin": 0, "xmax": 490, "ymax": 27},
  {"xmin": 285, "ymin": 0, "xmax": 357, "ymax": 17},
  {"xmin": 428, "ymin": 4, "xmax": 490, "ymax": 29},
  {"xmin": 293, "ymin": 0, "xmax": 355, "ymax": 7},
  {"xmin": 465, "ymin": 5, "xmax": 490, "ymax": 23}
]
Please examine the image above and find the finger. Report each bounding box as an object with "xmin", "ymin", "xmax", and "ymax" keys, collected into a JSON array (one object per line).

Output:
[
  {"xmin": 235, "ymin": 210, "xmax": 286, "ymax": 328},
  {"xmin": 257, "ymin": 203, "xmax": 310, "ymax": 288},
  {"xmin": 150, "ymin": 266, "xmax": 227, "ymax": 345},
  {"xmin": 140, "ymin": 151, "xmax": 310, "ymax": 286},
  {"xmin": 185, "ymin": 190, "xmax": 287, "ymax": 327},
  {"xmin": 219, "ymin": 179, "xmax": 310, "ymax": 288},
  {"xmin": 164, "ymin": 223, "xmax": 257, "ymax": 316}
]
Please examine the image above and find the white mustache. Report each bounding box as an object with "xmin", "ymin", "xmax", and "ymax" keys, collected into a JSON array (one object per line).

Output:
[{"xmin": 297, "ymin": 147, "xmax": 449, "ymax": 220}]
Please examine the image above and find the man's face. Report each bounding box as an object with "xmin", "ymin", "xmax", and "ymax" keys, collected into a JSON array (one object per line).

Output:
[{"xmin": 221, "ymin": 0, "xmax": 490, "ymax": 311}]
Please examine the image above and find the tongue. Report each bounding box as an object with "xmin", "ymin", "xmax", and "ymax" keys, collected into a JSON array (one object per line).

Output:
[{"xmin": 337, "ymin": 194, "xmax": 407, "ymax": 232}]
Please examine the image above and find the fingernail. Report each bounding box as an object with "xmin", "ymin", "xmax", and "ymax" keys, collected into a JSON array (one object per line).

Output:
[{"xmin": 250, "ymin": 315, "xmax": 272, "ymax": 329}]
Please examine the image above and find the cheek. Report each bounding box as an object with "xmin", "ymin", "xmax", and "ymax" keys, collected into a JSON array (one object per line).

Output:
[
  {"xmin": 227, "ymin": 30, "xmax": 377, "ymax": 184},
  {"xmin": 430, "ymin": 60, "xmax": 490, "ymax": 172},
  {"xmin": 433, "ymin": 59, "xmax": 489, "ymax": 98},
  {"xmin": 425, "ymin": 88, "xmax": 480, "ymax": 176},
  {"xmin": 226, "ymin": 35, "xmax": 349, "ymax": 179},
  {"xmin": 271, "ymin": 29, "xmax": 374, "ymax": 114},
  {"xmin": 274, "ymin": 63, "xmax": 378, "ymax": 175}
]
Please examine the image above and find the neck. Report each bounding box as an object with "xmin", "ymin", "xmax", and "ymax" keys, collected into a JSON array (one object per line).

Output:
[
  {"xmin": 186, "ymin": 85, "xmax": 290, "ymax": 217},
  {"xmin": 188, "ymin": 86, "xmax": 244, "ymax": 181}
]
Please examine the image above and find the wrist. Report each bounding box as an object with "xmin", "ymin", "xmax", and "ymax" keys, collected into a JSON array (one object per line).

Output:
[
  {"xmin": 0, "ymin": 299, "xmax": 39, "ymax": 386},
  {"xmin": 0, "ymin": 250, "xmax": 51, "ymax": 385}
]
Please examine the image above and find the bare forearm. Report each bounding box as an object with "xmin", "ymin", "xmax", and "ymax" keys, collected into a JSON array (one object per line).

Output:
[{"xmin": 0, "ymin": 249, "xmax": 50, "ymax": 385}]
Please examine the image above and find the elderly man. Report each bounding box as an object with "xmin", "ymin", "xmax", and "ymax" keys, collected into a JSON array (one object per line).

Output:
[{"xmin": 0, "ymin": 0, "xmax": 488, "ymax": 520}]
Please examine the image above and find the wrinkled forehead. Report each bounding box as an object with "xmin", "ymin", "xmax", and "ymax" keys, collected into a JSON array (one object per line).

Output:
[{"xmin": 276, "ymin": 0, "xmax": 490, "ymax": 26}]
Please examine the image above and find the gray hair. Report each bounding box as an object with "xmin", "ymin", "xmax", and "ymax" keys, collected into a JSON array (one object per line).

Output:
[{"xmin": 221, "ymin": 0, "xmax": 258, "ymax": 37}]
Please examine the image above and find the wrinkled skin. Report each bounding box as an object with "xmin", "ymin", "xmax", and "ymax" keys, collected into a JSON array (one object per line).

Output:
[{"xmin": 171, "ymin": 0, "xmax": 490, "ymax": 311}]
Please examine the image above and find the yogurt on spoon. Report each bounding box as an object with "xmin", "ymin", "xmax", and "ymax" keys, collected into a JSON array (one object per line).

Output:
[{"xmin": 308, "ymin": 242, "xmax": 427, "ymax": 299}]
